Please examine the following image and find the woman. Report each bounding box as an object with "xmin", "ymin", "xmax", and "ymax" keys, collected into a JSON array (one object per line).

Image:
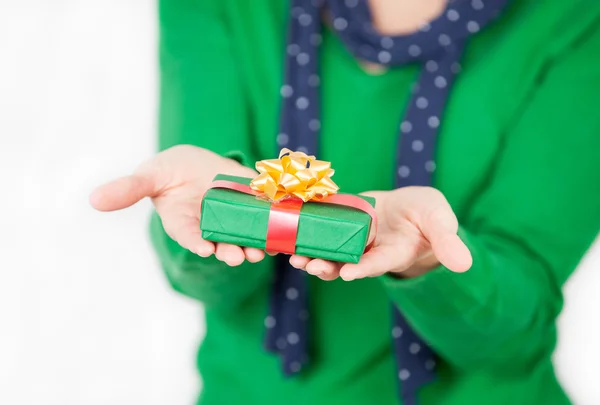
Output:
[{"xmin": 91, "ymin": 0, "xmax": 600, "ymax": 404}]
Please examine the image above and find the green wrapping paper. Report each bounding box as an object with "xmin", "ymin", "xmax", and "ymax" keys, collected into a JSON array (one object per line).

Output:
[{"xmin": 200, "ymin": 174, "xmax": 376, "ymax": 263}]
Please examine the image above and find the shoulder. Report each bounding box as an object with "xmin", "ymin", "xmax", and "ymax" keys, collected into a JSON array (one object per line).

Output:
[
  {"xmin": 460, "ymin": 0, "xmax": 600, "ymax": 119},
  {"xmin": 498, "ymin": 0, "xmax": 600, "ymax": 59},
  {"xmin": 158, "ymin": 0, "xmax": 286, "ymax": 42},
  {"xmin": 159, "ymin": 0, "xmax": 222, "ymax": 22},
  {"xmin": 519, "ymin": 0, "xmax": 600, "ymax": 88}
]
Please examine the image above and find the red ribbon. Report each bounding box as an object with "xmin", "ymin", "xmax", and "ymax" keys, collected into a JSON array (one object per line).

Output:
[
  {"xmin": 265, "ymin": 198, "xmax": 303, "ymax": 254},
  {"xmin": 208, "ymin": 180, "xmax": 377, "ymax": 257}
]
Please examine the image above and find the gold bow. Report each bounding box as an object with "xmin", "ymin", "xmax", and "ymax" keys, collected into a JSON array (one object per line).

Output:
[{"xmin": 250, "ymin": 148, "xmax": 339, "ymax": 202}]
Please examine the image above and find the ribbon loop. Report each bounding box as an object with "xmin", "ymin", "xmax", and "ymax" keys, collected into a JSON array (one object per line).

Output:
[{"xmin": 251, "ymin": 148, "xmax": 339, "ymax": 202}]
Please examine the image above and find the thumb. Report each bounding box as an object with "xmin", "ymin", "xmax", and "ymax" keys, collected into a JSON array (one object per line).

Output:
[
  {"xmin": 420, "ymin": 205, "xmax": 473, "ymax": 273},
  {"xmin": 429, "ymin": 231, "xmax": 472, "ymax": 273},
  {"xmin": 89, "ymin": 174, "xmax": 155, "ymax": 212}
]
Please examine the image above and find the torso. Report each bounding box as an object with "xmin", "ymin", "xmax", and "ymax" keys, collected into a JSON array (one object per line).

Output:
[{"xmin": 158, "ymin": 0, "xmax": 600, "ymax": 403}]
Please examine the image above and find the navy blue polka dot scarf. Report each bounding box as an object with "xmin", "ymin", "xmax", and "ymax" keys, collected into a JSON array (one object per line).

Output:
[{"xmin": 265, "ymin": 0, "xmax": 508, "ymax": 403}]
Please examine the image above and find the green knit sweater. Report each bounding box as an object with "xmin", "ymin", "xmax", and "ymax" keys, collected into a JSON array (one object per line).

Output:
[{"xmin": 150, "ymin": 0, "xmax": 600, "ymax": 404}]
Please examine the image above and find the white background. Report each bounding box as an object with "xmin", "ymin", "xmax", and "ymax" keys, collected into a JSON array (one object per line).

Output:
[{"xmin": 0, "ymin": 1, "xmax": 598, "ymax": 404}]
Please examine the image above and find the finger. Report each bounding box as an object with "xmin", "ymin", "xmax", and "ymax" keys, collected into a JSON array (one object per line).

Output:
[
  {"xmin": 305, "ymin": 259, "xmax": 342, "ymax": 280},
  {"xmin": 158, "ymin": 210, "xmax": 215, "ymax": 257},
  {"xmin": 339, "ymin": 242, "xmax": 419, "ymax": 281},
  {"xmin": 289, "ymin": 255, "xmax": 311, "ymax": 270},
  {"xmin": 90, "ymin": 175, "xmax": 155, "ymax": 212},
  {"xmin": 244, "ymin": 247, "xmax": 265, "ymax": 263},
  {"xmin": 420, "ymin": 208, "xmax": 472, "ymax": 273},
  {"xmin": 317, "ymin": 268, "xmax": 340, "ymax": 281},
  {"xmin": 215, "ymin": 243, "xmax": 245, "ymax": 267},
  {"xmin": 430, "ymin": 233, "xmax": 472, "ymax": 273}
]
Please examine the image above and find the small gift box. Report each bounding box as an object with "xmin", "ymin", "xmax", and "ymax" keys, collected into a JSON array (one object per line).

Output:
[{"xmin": 200, "ymin": 149, "xmax": 376, "ymax": 263}]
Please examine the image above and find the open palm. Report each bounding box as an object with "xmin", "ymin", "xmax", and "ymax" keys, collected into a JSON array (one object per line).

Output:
[
  {"xmin": 90, "ymin": 145, "xmax": 265, "ymax": 265},
  {"xmin": 289, "ymin": 187, "xmax": 472, "ymax": 280}
]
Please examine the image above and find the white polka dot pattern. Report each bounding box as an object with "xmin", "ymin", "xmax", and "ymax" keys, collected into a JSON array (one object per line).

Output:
[
  {"xmin": 447, "ymin": 9, "xmax": 460, "ymax": 21},
  {"xmin": 298, "ymin": 52, "xmax": 310, "ymax": 64},
  {"xmin": 425, "ymin": 60, "xmax": 438, "ymax": 72},
  {"xmin": 472, "ymin": 0, "xmax": 485, "ymax": 10},
  {"xmin": 408, "ymin": 45, "xmax": 422, "ymax": 57},
  {"xmin": 409, "ymin": 343, "xmax": 422, "ymax": 354},
  {"xmin": 298, "ymin": 13, "xmax": 312, "ymax": 26},
  {"xmin": 291, "ymin": 7, "xmax": 303, "ymax": 18},
  {"xmin": 380, "ymin": 37, "xmax": 394, "ymax": 49},
  {"xmin": 310, "ymin": 33, "xmax": 322, "ymax": 46},
  {"xmin": 434, "ymin": 76, "xmax": 448, "ymax": 88},
  {"xmin": 286, "ymin": 287, "xmax": 299, "ymax": 300},
  {"xmin": 399, "ymin": 369, "xmax": 411, "ymax": 381},
  {"xmin": 295, "ymin": 97, "xmax": 309, "ymax": 110},
  {"xmin": 333, "ymin": 17, "xmax": 348, "ymax": 31},
  {"xmin": 270, "ymin": 0, "xmax": 510, "ymax": 397},
  {"xmin": 287, "ymin": 43, "xmax": 300, "ymax": 56},
  {"xmin": 281, "ymin": 85, "xmax": 293, "ymax": 98},
  {"xmin": 308, "ymin": 119, "xmax": 321, "ymax": 131},
  {"xmin": 428, "ymin": 116, "xmax": 440, "ymax": 128},
  {"xmin": 308, "ymin": 74, "xmax": 320, "ymax": 87},
  {"xmin": 265, "ymin": 316, "xmax": 276, "ymax": 328},
  {"xmin": 416, "ymin": 97, "xmax": 429, "ymax": 109},
  {"xmin": 438, "ymin": 34, "xmax": 452, "ymax": 46},
  {"xmin": 412, "ymin": 140, "xmax": 424, "ymax": 152},
  {"xmin": 398, "ymin": 166, "xmax": 411, "ymax": 178},
  {"xmin": 378, "ymin": 51, "xmax": 392, "ymax": 64},
  {"xmin": 467, "ymin": 20, "xmax": 480, "ymax": 33},
  {"xmin": 425, "ymin": 160, "xmax": 437, "ymax": 173},
  {"xmin": 277, "ymin": 133, "xmax": 289, "ymax": 146}
]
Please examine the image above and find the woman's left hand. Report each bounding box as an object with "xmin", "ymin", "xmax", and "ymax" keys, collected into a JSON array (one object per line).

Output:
[{"xmin": 289, "ymin": 187, "xmax": 473, "ymax": 281}]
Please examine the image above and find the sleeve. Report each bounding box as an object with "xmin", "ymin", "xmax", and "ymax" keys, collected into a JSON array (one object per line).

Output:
[
  {"xmin": 150, "ymin": 0, "xmax": 273, "ymax": 311},
  {"xmin": 380, "ymin": 26, "xmax": 600, "ymax": 369}
]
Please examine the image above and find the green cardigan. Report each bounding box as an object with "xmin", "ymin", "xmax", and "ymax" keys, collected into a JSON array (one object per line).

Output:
[{"xmin": 150, "ymin": 0, "xmax": 600, "ymax": 404}]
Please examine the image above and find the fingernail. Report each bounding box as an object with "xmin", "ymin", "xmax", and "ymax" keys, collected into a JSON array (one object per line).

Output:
[{"xmin": 226, "ymin": 258, "xmax": 244, "ymax": 267}]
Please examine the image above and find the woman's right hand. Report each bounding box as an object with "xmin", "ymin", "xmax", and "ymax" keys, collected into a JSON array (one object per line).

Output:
[{"xmin": 89, "ymin": 145, "xmax": 265, "ymax": 266}]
